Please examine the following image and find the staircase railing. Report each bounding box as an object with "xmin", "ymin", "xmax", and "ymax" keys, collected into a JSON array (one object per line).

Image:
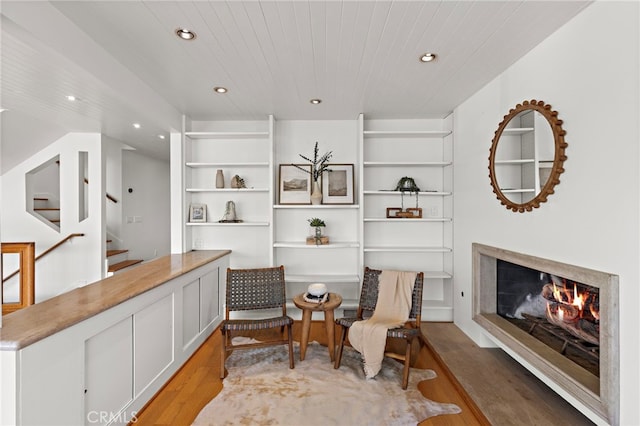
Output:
[{"xmin": 2, "ymin": 233, "xmax": 84, "ymax": 314}]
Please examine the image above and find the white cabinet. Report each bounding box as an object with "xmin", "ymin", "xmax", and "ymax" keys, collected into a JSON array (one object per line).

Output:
[
  {"xmin": 183, "ymin": 118, "xmax": 274, "ymax": 268},
  {"xmin": 359, "ymin": 114, "xmax": 453, "ymax": 321}
]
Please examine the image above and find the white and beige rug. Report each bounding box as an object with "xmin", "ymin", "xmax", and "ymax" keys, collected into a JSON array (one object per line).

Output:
[{"xmin": 193, "ymin": 338, "xmax": 461, "ymax": 425}]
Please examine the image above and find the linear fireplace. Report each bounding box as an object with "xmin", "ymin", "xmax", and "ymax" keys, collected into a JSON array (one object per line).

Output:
[{"xmin": 472, "ymin": 243, "xmax": 619, "ymax": 425}]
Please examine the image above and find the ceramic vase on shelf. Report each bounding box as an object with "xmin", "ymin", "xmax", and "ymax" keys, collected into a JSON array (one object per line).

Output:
[
  {"xmin": 310, "ymin": 181, "xmax": 322, "ymax": 205},
  {"xmin": 216, "ymin": 169, "xmax": 225, "ymax": 188}
]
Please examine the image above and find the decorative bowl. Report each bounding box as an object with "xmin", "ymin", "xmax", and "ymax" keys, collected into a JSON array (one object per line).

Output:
[{"xmin": 307, "ymin": 283, "xmax": 327, "ymax": 296}]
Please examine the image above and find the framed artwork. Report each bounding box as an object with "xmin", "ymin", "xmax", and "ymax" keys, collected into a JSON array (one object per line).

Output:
[
  {"xmin": 189, "ymin": 203, "xmax": 207, "ymax": 222},
  {"xmin": 322, "ymin": 163, "xmax": 355, "ymax": 204},
  {"xmin": 279, "ymin": 164, "xmax": 312, "ymax": 204}
]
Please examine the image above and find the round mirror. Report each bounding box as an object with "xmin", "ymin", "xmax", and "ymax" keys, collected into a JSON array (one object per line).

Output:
[{"xmin": 488, "ymin": 99, "xmax": 567, "ymax": 212}]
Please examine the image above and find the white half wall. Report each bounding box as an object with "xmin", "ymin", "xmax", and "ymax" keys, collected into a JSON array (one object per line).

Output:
[{"xmin": 452, "ymin": 2, "xmax": 639, "ymax": 424}]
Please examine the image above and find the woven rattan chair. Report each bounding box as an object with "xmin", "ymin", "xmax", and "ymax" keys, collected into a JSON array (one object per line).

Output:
[
  {"xmin": 334, "ymin": 267, "xmax": 424, "ymax": 389},
  {"xmin": 220, "ymin": 266, "xmax": 294, "ymax": 379}
]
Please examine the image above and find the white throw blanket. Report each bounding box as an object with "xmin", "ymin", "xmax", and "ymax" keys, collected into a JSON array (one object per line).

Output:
[{"xmin": 349, "ymin": 270, "xmax": 417, "ymax": 379}]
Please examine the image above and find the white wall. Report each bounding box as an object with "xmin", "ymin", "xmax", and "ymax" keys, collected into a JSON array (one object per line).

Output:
[
  {"xmin": 122, "ymin": 150, "xmax": 170, "ymax": 261},
  {"xmin": 452, "ymin": 2, "xmax": 639, "ymax": 424},
  {"xmin": 1, "ymin": 133, "xmax": 105, "ymax": 301}
]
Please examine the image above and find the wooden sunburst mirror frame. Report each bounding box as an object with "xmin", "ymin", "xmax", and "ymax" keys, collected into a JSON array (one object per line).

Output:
[{"xmin": 488, "ymin": 99, "xmax": 568, "ymax": 213}]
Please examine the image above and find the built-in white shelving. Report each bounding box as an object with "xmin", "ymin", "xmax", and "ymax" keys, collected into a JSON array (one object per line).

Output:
[
  {"xmin": 360, "ymin": 114, "xmax": 454, "ymax": 321},
  {"xmin": 180, "ymin": 115, "xmax": 453, "ymax": 319}
]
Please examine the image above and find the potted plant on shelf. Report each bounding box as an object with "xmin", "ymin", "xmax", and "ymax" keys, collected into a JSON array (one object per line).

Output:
[
  {"xmin": 293, "ymin": 141, "xmax": 332, "ymax": 205},
  {"xmin": 307, "ymin": 217, "xmax": 327, "ymax": 245}
]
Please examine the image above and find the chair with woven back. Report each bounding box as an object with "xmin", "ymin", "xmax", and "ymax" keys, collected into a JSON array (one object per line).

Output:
[
  {"xmin": 220, "ymin": 265, "xmax": 295, "ymax": 379},
  {"xmin": 334, "ymin": 266, "xmax": 424, "ymax": 389}
]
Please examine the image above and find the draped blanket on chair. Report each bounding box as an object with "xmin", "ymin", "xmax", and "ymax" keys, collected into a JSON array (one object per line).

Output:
[{"xmin": 349, "ymin": 270, "xmax": 417, "ymax": 379}]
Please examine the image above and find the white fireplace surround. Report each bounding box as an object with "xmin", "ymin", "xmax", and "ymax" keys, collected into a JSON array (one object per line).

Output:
[{"xmin": 472, "ymin": 243, "xmax": 619, "ymax": 426}]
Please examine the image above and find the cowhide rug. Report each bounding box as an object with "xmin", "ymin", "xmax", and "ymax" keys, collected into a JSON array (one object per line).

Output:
[{"xmin": 192, "ymin": 338, "xmax": 461, "ymax": 425}]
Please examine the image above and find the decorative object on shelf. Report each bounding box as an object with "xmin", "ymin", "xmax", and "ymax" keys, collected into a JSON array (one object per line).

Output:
[
  {"xmin": 230, "ymin": 174, "xmax": 246, "ymax": 189},
  {"xmin": 385, "ymin": 176, "xmax": 422, "ymax": 218},
  {"xmin": 279, "ymin": 164, "xmax": 312, "ymax": 204},
  {"xmin": 322, "ymin": 163, "xmax": 355, "ymax": 204},
  {"xmin": 293, "ymin": 141, "xmax": 333, "ymax": 204},
  {"xmin": 189, "ymin": 203, "xmax": 207, "ymax": 223},
  {"xmin": 306, "ymin": 217, "xmax": 329, "ymax": 245},
  {"xmin": 216, "ymin": 169, "xmax": 225, "ymax": 188},
  {"xmin": 219, "ymin": 200, "xmax": 243, "ymax": 223}
]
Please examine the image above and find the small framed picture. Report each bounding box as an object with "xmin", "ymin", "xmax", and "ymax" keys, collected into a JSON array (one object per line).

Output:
[
  {"xmin": 279, "ymin": 164, "xmax": 312, "ymax": 205},
  {"xmin": 322, "ymin": 163, "xmax": 355, "ymax": 204},
  {"xmin": 189, "ymin": 203, "xmax": 207, "ymax": 222}
]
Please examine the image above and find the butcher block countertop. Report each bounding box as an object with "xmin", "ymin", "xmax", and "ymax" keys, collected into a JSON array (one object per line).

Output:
[{"xmin": 0, "ymin": 250, "xmax": 230, "ymax": 351}]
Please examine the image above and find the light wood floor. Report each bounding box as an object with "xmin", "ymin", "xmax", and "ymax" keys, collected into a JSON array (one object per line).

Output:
[{"xmin": 134, "ymin": 322, "xmax": 593, "ymax": 426}]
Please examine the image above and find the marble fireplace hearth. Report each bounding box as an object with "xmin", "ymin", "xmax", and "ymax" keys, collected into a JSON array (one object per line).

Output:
[{"xmin": 472, "ymin": 243, "xmax": 619, "ymax": 425}]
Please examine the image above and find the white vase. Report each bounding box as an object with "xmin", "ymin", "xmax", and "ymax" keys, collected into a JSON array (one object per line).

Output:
[
  {"xmin": 216, "ymin": 169, "xmax": 224, "ymax": 188},
  {"xmin": 310, "ymin": 181, "xmax": 322, "ymax": 205}
]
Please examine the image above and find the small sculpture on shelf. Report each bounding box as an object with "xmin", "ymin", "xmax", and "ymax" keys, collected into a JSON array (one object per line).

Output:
[
  {"xmin": 306, "ymin": 217, "xmax": 329, "ymax": 245},
  {"xmin": 230, "ymin": 175, "xmax": 246, "ymax": 189},
  {"xmin": 386, "ymin": 176, "xmax": 423, "ymax": 218},
  {"xmin": 219, "ymin": 200, "xmax": 243, "ymax": 223}
]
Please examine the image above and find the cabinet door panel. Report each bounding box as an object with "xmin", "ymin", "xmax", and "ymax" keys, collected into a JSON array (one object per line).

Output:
[
  {"xmin": 200, "ymin": 269, "xmax": 220, "ymax": 330},
  {"xmin": 85, "ymin": 317, "xmax": 133, "ymax": 425},
  {"xmin": 182, "ymin": 279, "xmax": 200, "ymax": 346},
  {"xmin": 134, "ymin": 294, "xmax": 173, "ymax": 396}
]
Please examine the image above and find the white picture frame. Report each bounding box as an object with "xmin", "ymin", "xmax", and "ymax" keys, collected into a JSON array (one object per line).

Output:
[
  {"xmin": 189, "ymin": 203, "xmax": 207, "ymax": 223},
  {"xmin": 279, "ymin": 164, "xmax": 312, "ymax": 205}
]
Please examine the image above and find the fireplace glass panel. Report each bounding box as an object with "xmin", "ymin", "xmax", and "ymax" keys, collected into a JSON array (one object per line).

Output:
[{"xmin": 496, "ymin": 259, "xmax": 599, "ymax": 377}]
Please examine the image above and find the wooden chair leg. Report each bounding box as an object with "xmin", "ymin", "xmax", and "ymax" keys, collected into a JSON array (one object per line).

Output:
[
  {"xmin": 287, "ymin": 324, "xmax": 295, "ymax": 369},
  {"xmin": 220, "ymin": 329, "xmax": 228, "ymax": 380},
  {"xmin": 334, "ymin": 326, "xmax": 347, "ymax": 369},
  {"xmin": 402, "ymin": 337, "xmax": 413, "ymax": 390}
]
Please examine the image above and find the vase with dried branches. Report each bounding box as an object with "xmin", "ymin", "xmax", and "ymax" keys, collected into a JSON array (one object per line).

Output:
[{"xmin": 293, "ymin": 141, "xmax": 332, "ymax": 204}]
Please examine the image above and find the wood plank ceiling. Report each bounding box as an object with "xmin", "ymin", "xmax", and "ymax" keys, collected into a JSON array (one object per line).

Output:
[{"xmin": 0, "ymin": 1, "xmax": 591, "ymax": 168}]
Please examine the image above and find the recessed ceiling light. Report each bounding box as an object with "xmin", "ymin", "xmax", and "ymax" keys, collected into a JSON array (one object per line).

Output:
[
  {"xmin": 419, "ymin": 53, "xmax": 437, "ymax": 63},
  {"xmin": 158, "ymin": 135, "xmax": 166, "ymax": 140},
  {"xmin": 213, "ymin": 86, "xmax": 228, "ymax": 93},
  {"xmin": 66, "ymin": 95, "xmax": 77, "ymax": 101},
  {"xmin": 176, "ymin": 28, "xmax": 196, "ymax": 40},
  {"xmin": 133, "ymin": 123, "xmax": 141, "ymax": 129},
  {"xmin": 310, "ymin": 99, "xmax": 322, "ymax": 105}
]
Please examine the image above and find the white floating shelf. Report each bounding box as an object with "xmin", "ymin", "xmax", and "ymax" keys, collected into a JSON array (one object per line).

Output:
[
  {"xmin": 185, "ymin": 131, "xmax": 270, "ymax": 139},
  {"xmin": 363, "ymin": 246, "xmax": 452, "ymax": 253},
  {"xmin": 363, "ymin": 130, "xmax": 451, "ymax": 138},
  {"xmin": 186, "ymin": 221, "xmax": 269, "ymax": 227},
  {"xmin": 500, "ymin": 188, "xmax": 536, "ymax": 194},
  {"xmin": 273, "ymin": 204, "xmax": 360, "ymax": 209},
  {"xmin": 494, "ymin": 159, "xmax": 535, "ymax": 165},
  {"xmin": 363, "ymin": 161, "xmax": 451, "ymax": 167},
  {"xmin": 285, "ymin": 274, "xmax": 361, "ymax": 283},
  {"xmin": 186, "ymin": 188, "xmax": 269, "ymax": 192},
  {"xmin": 274, "ymin": 242, "xmax": 360, "ymax": 249},
  {"xmin": 501, "ymin": 127, "xmax": 534, "ymax": 135},
  {"xmin": 186, "ymin": 162, "xmax": 269, "ymax": 168},
  {"xmin": 422, "ymin": 271, "xmax": 453, "ymax": 279},
  {"xmin": 363, "ymin": 190, "xmax": 451, "ymax": 196},
  {"xmin": 363, "ymin": 217, "xmax": 452, "ymax": 222}
]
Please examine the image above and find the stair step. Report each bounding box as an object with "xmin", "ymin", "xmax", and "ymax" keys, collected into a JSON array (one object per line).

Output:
[
  {"xmin": 108, "ymin": 259, "xmax": 143, "ymax": 273},
  {"xmin": 34, "ymin": 208, "xmax": 60, "ymax": 211},
  {"xmin": 107, "ymin": 249, "xmax": 128, "ymax": 257}
]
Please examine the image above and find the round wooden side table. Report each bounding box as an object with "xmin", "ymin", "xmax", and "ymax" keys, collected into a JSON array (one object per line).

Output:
[{"xmin": 293, "ymin": 292, "xmax": 342, "ymax": 362}]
